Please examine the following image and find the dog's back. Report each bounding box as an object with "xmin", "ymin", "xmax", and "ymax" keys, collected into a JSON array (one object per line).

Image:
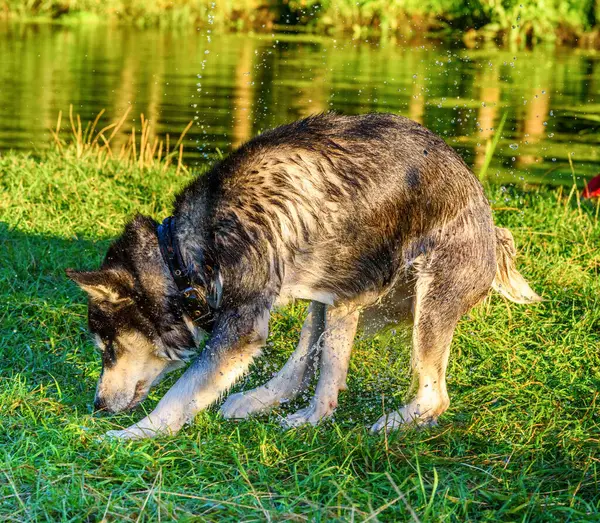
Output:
[{"xmin": 176, "ymin": 113, "xmax": 496, "ymax": 306}]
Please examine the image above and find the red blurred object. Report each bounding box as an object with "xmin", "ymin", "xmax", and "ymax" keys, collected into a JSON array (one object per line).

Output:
[{"xmin": 583, "ymin": 174, "xmax": 600, "ymax": 198}]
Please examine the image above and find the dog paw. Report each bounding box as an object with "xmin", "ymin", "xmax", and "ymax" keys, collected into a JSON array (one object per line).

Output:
[
  {"xmin": 220, "ymin": 390, "xmax": 275, "ymax": 419},
  {"xmin": 370, "ymin": 405, "xmax": 439, "ymax": 434},
  {"xmin": 103, "ymin": 422, "xmax": 169, "ymax": 440},
  {"xmin": 283, "ymin": 400, "xmax": 335, "ymax": 428},
  {"xmin": 103, "ymin": 428, "xmax": 146, "ymax": 441},
  {"xmin": 371, "ymin": 410, "xmax": 412, "ymax": 434},
  {"xmin": 103, "ymin": 412, "xmax": 184, "ymax": 441}
]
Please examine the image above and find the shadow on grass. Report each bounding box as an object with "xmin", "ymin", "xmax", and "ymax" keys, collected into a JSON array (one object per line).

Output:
[{"xmin": 0, "ymin": 221, "xmax": 109, "ymax": 408}]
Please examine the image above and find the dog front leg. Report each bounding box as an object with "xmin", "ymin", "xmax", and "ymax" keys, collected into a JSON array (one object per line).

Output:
[
  {"xmin": 220, "ymin": 301, "xmax": 326, "ymax": 419},
  {"xmin": 284, "ymin": 303, "xmax": 359, "ymax": 427},
  {"xmin": 105, "ymin": 307, "xmax": 269, "ymax": 440}
]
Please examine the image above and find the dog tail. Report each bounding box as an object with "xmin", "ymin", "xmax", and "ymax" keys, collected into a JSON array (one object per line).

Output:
[{"xmin": 492, "ymin": 227, "xmax": 542, "ymax": 304}]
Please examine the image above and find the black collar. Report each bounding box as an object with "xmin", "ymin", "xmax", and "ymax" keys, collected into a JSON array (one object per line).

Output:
[{"xmin": 157, "ymin": 216, "xmax": 207, "ymax": 321}]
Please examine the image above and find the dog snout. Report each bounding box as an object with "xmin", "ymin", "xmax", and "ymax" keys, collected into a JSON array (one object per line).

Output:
[{"xmin": 93, "ymin": 395, "xmax": 109, "ymax": 413}]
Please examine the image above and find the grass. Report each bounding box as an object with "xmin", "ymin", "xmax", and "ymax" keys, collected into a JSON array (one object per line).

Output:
[
  {"xmin": 0, "ymin": 138, "xmax": 599, "ymax": 521},
  {"xmin": 50, "ymin": 105, "xmax": 194, "ymax": 175},
  {"xmin": 478, "ymin": 111, "xmax": 508, "ymax": 181}
]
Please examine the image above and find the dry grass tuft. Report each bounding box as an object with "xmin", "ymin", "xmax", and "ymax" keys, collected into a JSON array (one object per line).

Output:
[{"xmin": 50, "ymin": 105, "xmax": 193, "ymax": 175}]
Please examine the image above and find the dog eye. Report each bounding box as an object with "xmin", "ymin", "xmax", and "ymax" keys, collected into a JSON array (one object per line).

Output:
[
  {"xmin": 102, "ymin": 341, "xmax": 117, "ymax": 366},
  {"xmin": 93, "ymin": 334, "xmax": 106, "ymax": 353}
]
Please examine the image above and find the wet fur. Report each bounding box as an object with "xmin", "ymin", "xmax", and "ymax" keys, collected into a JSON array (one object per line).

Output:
[{"xmin": 68, "ymin": 113, "xmax": 540, "ymax": 438}]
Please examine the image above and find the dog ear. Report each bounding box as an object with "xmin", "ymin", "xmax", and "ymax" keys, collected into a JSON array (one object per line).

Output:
[
  {"xmin": 207, "ymin": 269, "xmax": 223, "ymax": 309},
  {"xmin": 66, "ymin": 268, "xmax": 134, "ymax": 305}
]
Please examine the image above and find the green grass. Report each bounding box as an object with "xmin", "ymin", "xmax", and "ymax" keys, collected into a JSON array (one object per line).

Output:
[{"xmin": 1, "ymin": 146, "xmax": 599, "ymax": 521}]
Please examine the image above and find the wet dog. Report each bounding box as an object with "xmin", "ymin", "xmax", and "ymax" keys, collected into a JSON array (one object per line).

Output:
[{"xmin": 67, "ymin": 113, "xmax": 541, "ymax": 439}]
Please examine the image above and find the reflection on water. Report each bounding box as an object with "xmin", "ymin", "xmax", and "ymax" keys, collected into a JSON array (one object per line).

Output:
[{"xmin": 0, "ymin": 23, "xmax": 598, "ymax": 185}]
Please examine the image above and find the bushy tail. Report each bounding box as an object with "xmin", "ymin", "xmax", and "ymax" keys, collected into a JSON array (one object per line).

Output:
[{"xmin": 492, "ymin": 227, "xmax": 542, "ymax": 304}]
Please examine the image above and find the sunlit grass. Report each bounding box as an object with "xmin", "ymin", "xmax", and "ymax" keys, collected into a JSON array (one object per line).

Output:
[
  {"xmin": 51, "ymin": 106, "xmax": 193, "ymax": 175},
  {"xmin": 0, "ymin": 141, "xmax": 599, "ymax": 520}
]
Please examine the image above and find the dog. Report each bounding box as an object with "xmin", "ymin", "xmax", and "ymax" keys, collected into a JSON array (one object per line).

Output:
[{"xmin": 67, "ymin": 113, "xmax": 541, "ymax": 440}]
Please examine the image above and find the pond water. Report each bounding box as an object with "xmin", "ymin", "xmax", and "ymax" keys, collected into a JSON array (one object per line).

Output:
[{"xmin": 0, "ymin": 23, "xmax": 598, "ymax": 186}]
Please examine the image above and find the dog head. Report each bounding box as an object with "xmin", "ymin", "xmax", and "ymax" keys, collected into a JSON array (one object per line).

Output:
[{"xmin": 67, "ymin": 215, "xmax": 212, "ymax": 413}]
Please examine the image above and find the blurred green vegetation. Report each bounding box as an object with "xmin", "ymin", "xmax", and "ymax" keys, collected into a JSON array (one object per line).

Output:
[
  {"xmin": 1, "ymin": 0, "xmax": 600, "ymax": 45},
  {"xmin": 1, "ymin": 26, "xmax": 599, "ymax": 185}
]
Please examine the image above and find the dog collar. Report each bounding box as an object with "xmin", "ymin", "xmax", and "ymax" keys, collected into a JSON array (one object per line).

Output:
[{"xmin": 157, "ymin": 216, "xmax": 206, "ymax": 321}]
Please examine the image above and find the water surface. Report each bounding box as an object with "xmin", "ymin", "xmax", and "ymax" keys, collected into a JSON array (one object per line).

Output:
[{"xmin": 0, "ymin": 23, "xmax": 598, "ymax": 185}]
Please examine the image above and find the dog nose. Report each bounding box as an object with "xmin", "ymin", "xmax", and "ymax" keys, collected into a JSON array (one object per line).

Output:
[{"xmin": 93, "ymin": 396, "xmax": 107, "ymax": 412}]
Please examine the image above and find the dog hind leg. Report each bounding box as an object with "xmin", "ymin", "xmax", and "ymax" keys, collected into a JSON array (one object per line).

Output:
[
  {"xmin": 219, "ymin": 301, "xmax": 326, "ymax": 419},
  {"xmin": 284, "ymin": 303, "xmax": 359, "ymax": 427},
  {"xmin": 370, "ymin": 271, "xmax": 455, "ymax": 433},
  {"xmin": 371, "ymin": 238, "xmax": 495, "ymax": 433}
]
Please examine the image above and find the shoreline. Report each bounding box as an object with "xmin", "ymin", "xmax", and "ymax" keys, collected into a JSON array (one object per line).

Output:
[{"xmin": 2, "ymin": 2, "xmax": 600, "ymax": 49}]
